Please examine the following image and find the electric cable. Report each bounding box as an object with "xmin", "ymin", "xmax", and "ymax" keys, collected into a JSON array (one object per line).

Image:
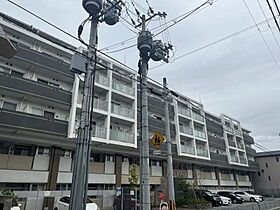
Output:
[
  {"xmin": 242, "ymin": 0, "xmax": 280, "ymax": 70},
  {"xmin": 150, "ymin": 16, "xmax": 280, "ymax": 70},
  {"xmin": 265, "ymin": 0, "xmax": 280, "ymax": 32}
]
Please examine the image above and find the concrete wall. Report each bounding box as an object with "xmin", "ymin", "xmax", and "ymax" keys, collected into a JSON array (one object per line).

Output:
[
  {"xmin": 0, "ymin": 154, "xmax": 33, "ymax": 170},
  {"xmin": 58, "ymin": 156, "xmax": 72, "ymax": 172},
  {"xmin": 32, "ymin": 154, "xmax": 49, "ymax": 171},
  {"xmin": 89, "ymin": 162, "xmax": 105, "ymax": 174},
  {"xmin": 57, "ymin": 172, "xmax": 116, "ymax": 184},
  {"xmin": 0, "ymin": 169, "xmax": 48, "ymax": 183}
]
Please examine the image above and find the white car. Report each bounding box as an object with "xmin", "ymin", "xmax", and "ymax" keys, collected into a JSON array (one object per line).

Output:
[
  {"xmin": 54, "ymin": 196, "xmax": 99, "ymax": 210},
  {"xmin": 233, "ymin": 191, "xmax": 263, "ymax": 202},
  {"xmin": 220, "ymin": 196, "xmax": 231, "ymax": 205}
]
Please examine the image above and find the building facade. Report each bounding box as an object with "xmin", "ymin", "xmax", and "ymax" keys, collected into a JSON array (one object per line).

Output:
[
  {"xmin": 253, "ymin": 151, "xmax": 280, "ymax": 196},
  {"xmin": 0, "ymin": 12, "xmax": 258, "ymax": 209}
]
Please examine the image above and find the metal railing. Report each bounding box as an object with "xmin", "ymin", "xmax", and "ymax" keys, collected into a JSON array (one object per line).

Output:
[
  {"xmin": 111, "ymin": 103, "xmax": 134, "ymax": 118},
  {"xmin": 93, "ymin": 99, "xmax": 108, "ymax": 111},
  {"xmin": 181, "ymin": 146, "xmax": 195, "ymax": 155},
  {"xmin": 95, "ymin": 72, "xmax": 109, "ymax": 86},
  {"xmin": 228, "ymin": 140, "xmax": 236, "ymax": 147},
  {"xmin": 92, "ymin": 126, "xmax": 107, "ymax": 139},
  {"xmin": 196, "ymin": 148, "xmax": 208, "ymax": 157},
  {"xmin": 240, "ymin": 157, "xmax": 247, "ymax": 164},
  {"xmin": 179, "ymin": 126, "xmax": 193, "ymax": 135},
  {"xmin": 178, "ymin": 106, "xmax": 191, "ymax": 117},
  {"xmin": 230, "ymin": 156, "xmax": 239, "ymax": 163},
  {"xmin": 109, "ymin": 129, "xmax": 134, "ymax": 144},
  {"xmin": 237, "ymin": 143, "xmax": 245, "ymax": 150},
  {"xmin": 194, "ymin": 130, "xmax": 206, "ymax": 139},
  {"xmin": 112, "ymin": 80, "xmax": 135, "ymax": 96},
  {"xmin": 193, "ymin": 112, "xmax": 204, "ymax": 122}
]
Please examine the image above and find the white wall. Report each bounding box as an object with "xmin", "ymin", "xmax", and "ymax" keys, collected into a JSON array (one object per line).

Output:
[
  {"xmin": 151, "ymin": 166, "xmax": 162, "ymax": 177},
  {"xmin": 0, "ymin": 169, "xmax": 48, "ymax": 183},
  {"xmin": 58, "ymin": 157, "xmax": 72, "ymax": 172},
  {"xmin": 57, "ymin": 172, "xmax": 116, "ymax": 184},
  {"xmin": 105, "ymin": 161, "xmax": 115, "ymax": 174},
  {"xmin": 32, "ymin": 155, "xmax": 50, "ymax": 171}
]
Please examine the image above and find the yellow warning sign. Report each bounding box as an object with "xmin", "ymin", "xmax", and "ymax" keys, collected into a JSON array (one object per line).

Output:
[{"xmin": 151, "ymin": 131, "xmax": 165, "ymax": 149}]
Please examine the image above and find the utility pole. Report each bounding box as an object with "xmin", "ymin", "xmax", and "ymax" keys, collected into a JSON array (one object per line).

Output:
[
  {"xmin": 163, "ymin": 77, "xmax": 176, "ymax": 210},
  {"xmin": 69, "ymin": 1, "xmax": 123, "ymax": 210},
  {"xmin": 137, "ymin": 11, "xmax": 172, "ymax": 209}
]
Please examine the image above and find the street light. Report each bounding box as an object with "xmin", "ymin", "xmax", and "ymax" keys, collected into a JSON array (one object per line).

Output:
[{"xmin": 0, "ymin": 25, "xmax": 16, "ymax": 59}]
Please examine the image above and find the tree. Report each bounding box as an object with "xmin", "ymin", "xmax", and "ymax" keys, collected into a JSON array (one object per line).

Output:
[
  {"xmin": 128, "ymin": 164, "xmax": 139, "ymax": 190},
  {"xmin": 174, "ymin": 177, "xmax": 195, "ymax": 207}
]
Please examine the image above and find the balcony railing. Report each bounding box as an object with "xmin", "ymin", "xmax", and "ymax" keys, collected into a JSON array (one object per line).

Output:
[
  {"xmin": 92, "ymin": 126, "xmax": 107, "ymax": 139},
  {"xmin": 181, "ymin": 146, "xmax": 195, "ymax": 155},
  {"xmin": 93, "ymin": 99, "xmax": 108, "ymax": 111},
  {"xmin": 224, "ymin": 126, "xmax": 233, "ymax": 133},
  {"xmin": 193, "ymin": 112, "xmax": 204, "ymax": 122},
  {"xmin": 230, "ymin": 156, "xmax": 239, "ymax": 163},
  {"xmin": 109, "ymin": 129, "xmax": 134, "ymax": 144},
  {"xmin": 95, "ymin": 73, "xmax": 109, "ymax": 86},
  {"xmin": 112, "ymin": 80, "xmax": 135, "ymax": 96},
  {"xmin": 179, "ymin": 126, "xmax": 193, "ymax": 135},
  {"xmin": 194, "ymin": 130, "xmax": 206, "ymax": 139},
  {"xmin": 237, "ymin": 143, "xmax": 245, "ymax": 150},
  {"xmin": 111, "ymin": 103, "xmax": 134, "ymax": 119},
  {"xmin": 228, "ymin": 140, "xmax": 236, "ymax": 147},
  {"xmin": 234, "ymin": 129, "xmax": 242, "ymax": 136},
  {"xmin": 240, "ymin": 157, "xmax": 247, "ymax": 164},
  {"xmin": 197, "ymin": 148, "xmax": 209, "ymax": 157},
  {"xmin": 178, "ymin": 106, "xmax": 191, "ymax": 118}
]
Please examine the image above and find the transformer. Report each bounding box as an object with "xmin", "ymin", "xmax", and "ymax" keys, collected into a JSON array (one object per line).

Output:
[
  {"xmin": 150, "ymin": 40, "xmax": 166, "ymax": 62},
  {"xmin": 82, "ymin": 0, "xmax": 103, "ymax": 16},
  {"xmin": 137, "ymin": 31, "xmax": 153, "ymax": 56},
  {"xmin": 103, "ymin": 1, "xmax": 121, "ymax": 25}
]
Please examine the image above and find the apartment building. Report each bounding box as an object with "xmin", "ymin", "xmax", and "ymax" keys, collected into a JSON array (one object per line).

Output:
[
  {"xmin": 0, "ymin": 12, "xmax": 259, "ymax": 209},
  {"xmin": 252, "ymin": 151, "xmax": 280, "ymax": 196}
]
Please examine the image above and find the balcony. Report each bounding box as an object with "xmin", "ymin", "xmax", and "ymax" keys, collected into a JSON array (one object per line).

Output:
[
  {"xmin": 240, "ymin": 157, "xmax": 247, "ymax": 164},
  {"xmin": 224, "ymin": 126, "xmax": 233, "ymax": 133},
  {"xmin": 179, "ymin": 126, "xmax": 193, "ymax": 135},
  {"xmin": 237, "ymin": 143, "xmax": 245, "ymax": 150},
  {"xmin": 243, "ymin": 133, "xmax": 254, "ymax": 144},
  {"xmin": 234, "ymin": 129, "xmax": 242, "ymax": 136},
  {"xmin": 248, "ymin": 160, "xmax": 259, "ymax": 169},
  {"xmin": 93, "ymin": 99, "xmax": 108, "ymax": 112},
  {"xmin": 111, "ymin": 103, "xmax": 134, "ymax": 119},
  {"xmin": 208, "ymin": 135, "xmax": 226, "ymax": 149},
  {"xmin": 181, "ymin": 146, "xmax": 195, "ymax": 155},
  {"xmin": 0, "ymin": 108, "xmax": 67, "ymax": 135},
  {"xmin": 230, "ymin": 156, "xmax": 239, "ymax": 163},
  {"xmin": 197, "ymin": 148, "xmax": 208, "ymax": 157},
  {"xmin": 210, "ymin": 153, "xmax": 228, "ymax": 164},
  {"xmin": 109, "ymin": 129, "xmax": 134, "ymax": 144},
  {"xmin": 0, "ymin": 72, "xmax": 71, "ymax": 105},
  {"xmin": 112, "ymin": 80, "xmax": 135, "ymax": 96},
  {"xmin": 193, "ymin": 112, "xmax": 204, "ymax": 122},
  {"xmin": 206, "ymin": 119, "xmax": 223, "ymax": 135},
  {"xmin": 194, "ymin": 130, "xmax": 206, "ymax": 139},
  {"xmin": 95, "ymin": 72, "xmax": 109, "ymax": 87},
  {"xmin": 228, "ymin": 140, "xmax": 236, "ymax": 148},
  {"xmin": 245, "ymin": 146, "xmax": 256, "ymax": 155},
  {"xmin": 0, "ymin": 154, "xmax": 33, "ymax": 170},
  {"xmin": 178, "ymin": 106, "xmax": 191, "ymax": 118},
  {"xmin": 92, "ymin": 126, "xmax": 107, "ymax": 139}
]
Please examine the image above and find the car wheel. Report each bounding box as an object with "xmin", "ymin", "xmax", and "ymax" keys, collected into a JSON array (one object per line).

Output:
[
  {"xmin": 250, "ymin": 197, "xmax": 256, "ymax": 202},
  {"xmin": 54, "ymin": 208, "xmax": 58, "ymax": 210}
]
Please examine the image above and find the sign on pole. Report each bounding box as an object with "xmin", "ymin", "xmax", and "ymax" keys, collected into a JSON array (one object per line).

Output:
[{"xmin": 151, "ymin": 131, "xmax": 165, "ymax": 150}]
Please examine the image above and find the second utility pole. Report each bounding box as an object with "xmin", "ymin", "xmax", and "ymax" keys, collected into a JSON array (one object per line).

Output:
[
  {"xmin": 163, "ymin": 77, "xmax": 176, "ymax": 210},
  {"xmin": 139, "ymin": 14, "xmax": 151, "ymax": 210}
]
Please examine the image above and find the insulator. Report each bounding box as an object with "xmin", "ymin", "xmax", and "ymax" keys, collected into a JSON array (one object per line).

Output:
[
  {"xmin": 104, "ymin": 1, "xmax": 121, "ymax": 25},
  {"xmin": 137, "ymin": 31, "xmax": 153, "ymax": 56},
  {"xmin": 150, "ymin": 40, "xmax": 166, "ymax": 62},
  {"xmin": 82, "ymin": 0, "xmax": 103, "ymax": 16}
]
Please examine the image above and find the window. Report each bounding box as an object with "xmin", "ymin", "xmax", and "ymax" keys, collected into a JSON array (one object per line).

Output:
[
  {"xmin": 38, "ymin": 146, "xmax": 50, "ymax": 156},
  {"xmin": 44, "ymin": 111, "xmax": 55, "ymax": 120},
  {"xmin": 258, "ymin": 171, "xmax": 261, "ymax": 176},
  {"xmin": 61, "ymin": 149, "xmax": 72, "ymax": 158},
  {"xmin": 268, "ymin": 176, "xmax": 271, "ymax": 181},
  {"xmin": 122, "ymin": 157, "xmax": 129, "ymax": 162},
  {"xmin": 152, "ymin": 160, "xmax": 162, "ymax": 167},
  {"xmin": 106, "ymin": 155, "xmax": 114, "ymax": 162},
  {"xmin": 12, "ymin": 145, "xmax": 32, "ymax": 156},
  {"xmin": 31, "ymin": 107, "xmax": 44, "ymax": 116},
  {"xmin": 3, "ymin": 101, "xmax": 17, "ymax": 111},
  {"xmin": 265, "ymin": 163, "xmax": 268, "ymax": 168},
  {"xmin": 11, "ymin": 70, "xmax": 24, "ymax": 78},
  {"xmin": 276, "ymin": 157, "xmax": 279, "ymax": 162}
]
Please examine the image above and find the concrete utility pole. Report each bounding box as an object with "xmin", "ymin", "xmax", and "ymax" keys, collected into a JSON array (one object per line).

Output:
[
  {"xmin": 138, "ymin": 14, "xmax": 151, "ymax": 210},
  {"xmin": 69, "ymin": 1, "xmax": 123, "ymax": 210},
  {"xmin": 137, "ymin": 11, "xmax": 172, "ymax": 209},
  {"xmin": 163, "ymin": 77, "xmax": 176, "ymax": 210}
]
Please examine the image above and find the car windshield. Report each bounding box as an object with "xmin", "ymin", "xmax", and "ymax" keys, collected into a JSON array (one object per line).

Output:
[{"xmin": 205, "ymin": 192, "xmax": 214, "ymax": 196}]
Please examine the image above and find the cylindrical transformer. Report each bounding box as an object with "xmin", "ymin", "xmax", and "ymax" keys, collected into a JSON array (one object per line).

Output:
[
  {"xmin": 82, "ymin": 0, "xmax": 103, "ymax": 16},
  {"xmin": 137, "ymin": 31, "xmax": 153, "ymax": 56},
  {"xmin": 104, "ymin": 2, "xmax": 121, "ymax": 25},
  {"xmin": 151, "ymin": 40, "xmax": 165, "ymax": 61}
]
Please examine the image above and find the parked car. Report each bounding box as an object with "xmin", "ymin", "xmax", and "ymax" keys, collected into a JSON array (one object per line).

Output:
[
  {"xmin": 217, "ymin": 191, "xmax": 244, "ymax": 204},
  {"xmin": 220, "ymin": 196, "xmax": 231, "ymax": 205},
  {"xmin": 11, "ymin": 200, "xmax": 21, "ymax": 210},
  {"xmin": 233, "ymin": 191, "xmax": 263, "ymax": 202},
  {"xmin": 113, "ymin": 194, "xmax": 140, "ymax": 210},
  {"xmin": 195, "ymin": 190, "xmax": 222, "ymax": 207},
  {"xmin": 53, "ymin": 196, "xmax": 99, "ymax": 210}
]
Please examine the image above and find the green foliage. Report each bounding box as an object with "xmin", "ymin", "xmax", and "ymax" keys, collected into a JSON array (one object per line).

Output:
[
  {"xmin": 1, "ymin": 189, "xmax": 17, "ymax": 200},
  {"xmin": 174, "ymin": 177, "xmax": 208, "ymax": 208},
  {"xmin": 128, "ymin": 164, "xmax": 139, "ymax": 189}
]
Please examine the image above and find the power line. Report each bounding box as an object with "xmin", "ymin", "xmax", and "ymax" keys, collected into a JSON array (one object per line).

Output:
[
  {"xmin": 150, "ymin": 17, "xmax": 278, "ymax": 70},
  {"xmin": 273, "ymin": 0, "xmax": 280, "ymax": 18},
  {"xmin": 256, "ymin": 0, "xmax": 280, "ymax": 52},
  {"xmin": 101, "ymin": 0, "xmax": 217, "ymax": 52},
  {"xmin": 265, "ymin": 0, "xmax": 280, "ymax": 32},
  {"xmin": 242, "ymin": 0, "xmax": 280, "ymax": 70}
]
